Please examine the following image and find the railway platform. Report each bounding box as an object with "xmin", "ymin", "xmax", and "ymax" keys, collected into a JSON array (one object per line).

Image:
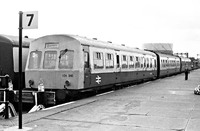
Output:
[{"xmin": 1, "ymin": 69, "xmax": 200, "ymax": 131}]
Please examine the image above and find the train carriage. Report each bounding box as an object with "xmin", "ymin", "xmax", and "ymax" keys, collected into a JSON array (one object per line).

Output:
[
  {"xmin": 179, "ymin": 57, "xmax": 192, "ymax": 72},
  {"xmin": 0, "ymin": 35, "xmax": 32, "ymax": 89},
  {"xmin": 155, "ymin": 53, "xmax": 181, "ymax": 78},
  {"xmin": 25, "ymin": 34, "xmax": 157, "ymax": 102}
]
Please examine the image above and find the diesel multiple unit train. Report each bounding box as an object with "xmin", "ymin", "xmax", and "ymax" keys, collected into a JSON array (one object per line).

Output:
[{"xmin": 24, "ymin": 34, "xmax": 192, "ymax": 103}]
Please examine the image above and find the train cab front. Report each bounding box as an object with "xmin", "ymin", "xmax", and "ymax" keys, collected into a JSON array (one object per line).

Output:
[{"xmin": 25, "ymin": 35, "xmax": 84, "ymax": 103}]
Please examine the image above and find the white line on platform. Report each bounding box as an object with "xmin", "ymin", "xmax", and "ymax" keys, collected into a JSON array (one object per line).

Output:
[
  {"xmin": 43, "ymin": 101, "xmax": 75, "ymax": 111},
  {"xmin": 4, "ymin": 126, "xmax": 32, "ymax": 131},
  {"xmin": 96, "ymin": 91, "xmax": 114, "ymax": 96}
]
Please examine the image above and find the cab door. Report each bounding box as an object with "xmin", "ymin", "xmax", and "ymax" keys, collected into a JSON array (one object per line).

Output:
[{"xmin": 83, "ymin": 46, "xmax": 91, "ymax": 88}]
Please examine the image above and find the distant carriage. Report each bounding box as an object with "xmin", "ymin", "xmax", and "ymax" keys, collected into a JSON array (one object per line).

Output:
[{"xmin": 0, "ymin": 35, "xmax": 32, "ymax": 89}]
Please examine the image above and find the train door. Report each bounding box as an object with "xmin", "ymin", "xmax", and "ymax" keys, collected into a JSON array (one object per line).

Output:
[
  {"xmin": 83, "ymin": 45, "xmax": 91, "ymax": 88},
  {"xmin": 156, "ymin": 53, "xmax": 160, "ymax": 78},
  {"xmin": 115, "ymin": 50, "xmax": 121, "ymax": 83}
]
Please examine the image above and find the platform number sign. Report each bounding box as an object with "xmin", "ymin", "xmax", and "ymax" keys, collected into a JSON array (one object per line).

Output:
[{"xmin": 22, "ymin": 11, "xmax": 38, "ymax": 29}]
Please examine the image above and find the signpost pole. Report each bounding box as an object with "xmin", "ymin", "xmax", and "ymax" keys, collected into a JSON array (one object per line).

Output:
[
  {"xmin": 18, "ymin": 11, "xmax": 23, "ymax": 129},
  {"xmin": 18, "ymin": 10, "xmax": 38, "ymax": 129}
]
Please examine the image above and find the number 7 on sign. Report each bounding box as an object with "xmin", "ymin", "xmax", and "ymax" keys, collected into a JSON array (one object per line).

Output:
[
  {"xmin": 22, "ymin": 11, "xmax": 38, "ymax": 29},
  {"xmin": 26, "ymin": 14, "xmax": 34, "ymax": 26}
]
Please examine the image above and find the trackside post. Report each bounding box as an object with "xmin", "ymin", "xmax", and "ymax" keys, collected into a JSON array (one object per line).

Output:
[
  {"xmin": 18, "ymin": 10, "xmax": 38, "ymax": 129},
  {"xmin": 18, "ymin": 11, "xmax": 23, "ymax": 129}
]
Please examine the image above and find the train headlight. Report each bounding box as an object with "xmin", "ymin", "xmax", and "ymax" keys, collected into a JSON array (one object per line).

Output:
[
  {"xmin": 64, "ymin": 80, "xmax": 70, "ymax": 88},
  {"xmin": 29, "ymin": 80, "xmax": 35, "ymax": 88},
  {"xmin": 38, "ymin": 79, "xmax": 45, "ymax": 92},
  {"xmin": 8, "ymin": 80, "xmax": 13, "ymax": 91},
  {"xmin": 38, "ymin": 83, "xmax": 45, "ymax": 92}
]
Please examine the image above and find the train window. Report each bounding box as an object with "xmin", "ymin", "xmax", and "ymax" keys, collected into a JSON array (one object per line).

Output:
[
  {"xmin": 58, "ymin": 50, "xmax": 74, "ymax": 69},
  {"xmin": 43, "ymin": 51, "xmax": 57, "ymax": 69},
  {"xmin": 129, "ymin": 56, "xmax": 134, "ymax": 68},
  {"xmin": 163, "ymin": 60, "xmax": 165, "ymax": 67},
  {"xmin": 144, "ymin": 58, "xmax": 146, "ymax": 68},
  {"xmin": 45, "ymin": 42, "xmax": 59, "ymax": 49},
  {"xmin": 164, "ymin": 60, "xmax": 165, "ymax": 67},
  {"xmin": 135, "ymin": 56, "xmax": 140, "ymax": 68},
  {"xmin": 146, "ymin": 58, "xmax": 149, "ymax": 68},
  {"xmin": 106, "ymin": 53, "xmax": 114, "ymax": 68},
  {"xmin": 150, "ymin": 58, "xmax": 152, "ymax": 68},
  {"xmin": 93, "ymin": 52, "xmax": 104, "ymax": 69},
  {"xmin": 28, "ymin": 51, "xmax": 42, "ymax": 69},
  {"xmin": 122, "ymin": 55, "xmax": 128, "ymax": 68},
  {"xmin": 177, "ymin": 61, "xmax": 180, "ymax": 66},
  {"xmin": 122, "ymin": 55, "xmax": 127, "ymax": 61},
  {"xmin": 166, "ymin": 60, "xmax": 168, "ymax": 67},
  {"xmin": 140, "ymin": 57, "xmax": 144, "ymax": 68}
]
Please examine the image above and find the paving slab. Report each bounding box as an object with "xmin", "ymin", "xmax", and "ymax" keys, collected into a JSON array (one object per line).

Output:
[{"xmin": 1, "ymin": 69, "xmax": 200, "ymax": 131}]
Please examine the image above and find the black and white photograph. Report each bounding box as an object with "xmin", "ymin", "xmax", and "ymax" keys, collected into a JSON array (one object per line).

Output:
[{"xmin": 0, "ymin": 0, "xmax": 200, "ymax": 130}]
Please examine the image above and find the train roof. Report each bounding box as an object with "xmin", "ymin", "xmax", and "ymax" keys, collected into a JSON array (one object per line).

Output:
[
  {"xmin": 179, "ymin": 56, "xmax": 191, "ymax": 61},
  {"xmin": 145, "ymin": 50, "xmax": 180, "ymax": 59},
  {"xmin": 0, "ymin": 34, "xmax": 33, "ymax": 47},
  {"xmin": 35, "ymin": 34, "xmax": 156, "ymax": 56},
  {"xmin": 71, "ymin": 35, "xmax": 156, "ymax": 55}
]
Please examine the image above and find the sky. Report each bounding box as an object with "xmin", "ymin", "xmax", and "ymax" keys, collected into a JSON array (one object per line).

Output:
[{"xmin": 1, "ymin": 0, "xmax": 200, "ymax": 58}]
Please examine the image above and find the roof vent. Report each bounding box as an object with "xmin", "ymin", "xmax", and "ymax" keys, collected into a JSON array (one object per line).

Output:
[
  {"xmin": 93, "ymin": 38, "xmax": 97, "ymax": 40},
  {"xmin": 107, "ymin": 41, "xmax": 112, "ymax": 43},
  {"xmin": 121, "ymin": 44, "xmax": 125, "ymax": 46}
]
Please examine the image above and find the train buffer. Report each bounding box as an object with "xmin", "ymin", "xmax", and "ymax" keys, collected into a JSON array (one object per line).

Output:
[{"xmin": 13, "ymin": 90, "xmax": 56, "ymax": 113}]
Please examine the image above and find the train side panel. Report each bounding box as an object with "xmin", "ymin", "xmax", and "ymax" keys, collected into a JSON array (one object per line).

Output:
[{"xmin": 84, "ymin": 46, "xmax": 157, "ymax": 89}]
